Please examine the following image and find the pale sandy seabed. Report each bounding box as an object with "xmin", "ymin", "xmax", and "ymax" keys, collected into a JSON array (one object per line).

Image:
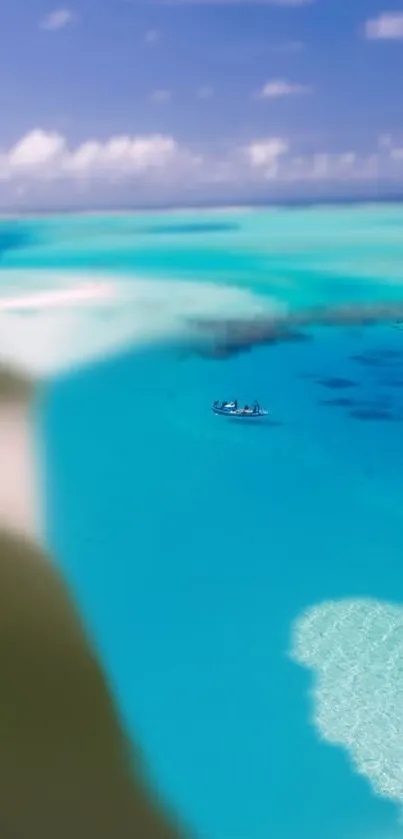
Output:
[{"xmin": 291, "ymin": 599, "xmax": 403, "ymax": 816}]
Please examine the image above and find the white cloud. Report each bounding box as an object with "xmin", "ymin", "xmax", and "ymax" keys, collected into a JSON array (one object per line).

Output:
[
  {"xmin": 311, "ymin": 152, "xmax": 329, "ymax": 179},
  {"xmin": 246, "ymin": 137, "xmax": 289, "ymax": 168},
  {"xmin": 40, "ymin": 8, "xmax": 76, "ymax": 31},
  {"xmin": 379, "ymin": 133, "xmax": 393, "ymax": 148},
  {"xmin": 0, "ymin": 130, "xmax": 393, "ymax": 185},
  {"xmin": 1, "ymin": 127, "xmax": 403, "ymax": 207},
  {"xmin": 8, "ymin": 130, "xmax": 67, "ymax": 171},
  {"xmin": 150, "ymin": 89, "xmax": 172, "ymax": 103},
  {"xmin": 245, "ymin": 137, "xmax": 289, "ymax": 179},
  {"xmin": 243, "ymin": 142, "xmax": 383, "ymax": 185},
  {"xmin": 258, "ymin": 79, "xmax": 312, "ymax": 98},
  {"xmin": 66, "ymin": 135, "xmax": 182, "ymax": 174},
  {"xmin": 365, "ymin": 12, "xmax": 403, "ymax": 39},
  {"xmin": 0, "ymin": 129, "xmax": 198, "ymax": 182},
  {"xmin": 283, "ymin": 151, "xmax": 379, "ymax": 183},
  {"xmin": 305, "ymin": 152, "xmax": 354, "ymax": 180},
  {"xmin": 197, "ymin": 86, "xmax": 214, "ymax": 99},
  {"xmin": 145, "ymin": 29, "xmax": 160, "ymax": 44},
  {"xmin": 338, "ymin": 151, "xmax": 356, "ymax": 167}
]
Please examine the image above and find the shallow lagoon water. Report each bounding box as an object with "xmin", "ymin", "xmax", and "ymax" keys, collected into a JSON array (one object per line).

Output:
[
  {"xmin": 44, "ymin": 332, "xmax": 403, "ymax": 839},
  {"xmin": 2, "ymin": 206, "xmax": 403, "ymax": 839}
]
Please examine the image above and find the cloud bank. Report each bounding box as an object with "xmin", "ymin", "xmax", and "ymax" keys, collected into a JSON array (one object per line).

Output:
[{"xmin": 1, "ymin": 128, "xmax": 403, "ymax": 207}]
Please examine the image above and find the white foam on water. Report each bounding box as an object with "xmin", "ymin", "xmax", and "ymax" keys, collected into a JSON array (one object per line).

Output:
[
  {"xmin": 0, "ymin": 270, "xmax": 281, "ymax": 378},
  {"xmin": 290, "ymin": 598, "xmax": 403, "ymax": 814}
]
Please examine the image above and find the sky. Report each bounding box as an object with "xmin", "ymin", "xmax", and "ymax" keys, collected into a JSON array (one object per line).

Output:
[{"xmin": 0, "ymin": 0, "xmax": 403, "ymax": 208}]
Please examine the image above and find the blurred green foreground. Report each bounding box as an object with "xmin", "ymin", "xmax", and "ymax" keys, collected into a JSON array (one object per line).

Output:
[{"xmin": 0, "ymin": 366, "xmax": 189, "ymax": 839}]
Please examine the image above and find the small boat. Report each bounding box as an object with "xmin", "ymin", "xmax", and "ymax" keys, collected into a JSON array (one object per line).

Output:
[{"xmin": 212, "ymin": 400, "xmax": 269, "ymax": 418}]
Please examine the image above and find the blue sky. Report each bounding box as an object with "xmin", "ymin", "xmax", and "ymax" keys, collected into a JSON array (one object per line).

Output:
[{"xmin": 1, "ymin": 0, "xmax": 403, "ymax": 207}]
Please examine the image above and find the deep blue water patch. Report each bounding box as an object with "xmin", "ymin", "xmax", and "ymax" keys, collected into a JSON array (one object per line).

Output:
[
  {"xmin": 278, "ymin": 330, "xmax": 312, "ymax": 345},
  {"xmin": 360, "ymin": 396, "xmax": 395, "ymax": 407},
  {"xmin": 317, "ymin": 377, "xmax": 358, "ymax": 389},
  {"xmin": 142, "ymin": 223, "xmax": 239, "ymax": 235},
  {"xmin": 319, "ymin": 397, "xmax": 357, "ymax": 407},
  {"xmin": 0, "ymin": 222, "xmax": 33, "ymax": 258},
  {"xmin": 375, "ymin": 349, "xmax": 403, "ymax": 359},
  {"xmin": 350, "ymin": 354, "xmax": 384, "ymax": 368},
  {"xmin": 350, "ymin": 350, "xmax": 403, "ymax": 369},
  {"xmin": 349, "ymin": 408, "xmax": 397, "ymax": 422},
  {"xmin": 379, "ymin": 379, "xmax": 403, "ymax": 388}
]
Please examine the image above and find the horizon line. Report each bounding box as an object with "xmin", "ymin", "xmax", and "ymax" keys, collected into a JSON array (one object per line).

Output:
[{"xmin": 1, "ymin": 192, "xmax": 403, "ymax": 219}]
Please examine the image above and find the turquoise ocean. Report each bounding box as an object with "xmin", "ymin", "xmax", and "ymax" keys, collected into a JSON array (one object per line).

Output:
[{"xmin": 2, "ymin": 205, "xmax": 403, "ymax": 839}]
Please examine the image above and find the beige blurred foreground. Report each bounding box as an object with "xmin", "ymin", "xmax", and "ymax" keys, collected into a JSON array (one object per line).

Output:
[{"xmin": 0, "ymin": 365, "xmax": 189, "ymax": 839}]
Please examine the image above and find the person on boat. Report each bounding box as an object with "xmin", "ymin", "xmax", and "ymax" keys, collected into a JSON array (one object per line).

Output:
[{"xmin": 252, "ymin": 400, "xmax": 260, "ymax": 414}]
